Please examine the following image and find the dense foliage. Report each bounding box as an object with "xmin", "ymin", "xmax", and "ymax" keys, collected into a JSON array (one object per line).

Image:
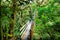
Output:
[
  {"xmin": 0, "ymin": 0, "xmax": 34, "ymax": 40},
  {"xmin": 0, "ymin": 0, "xmax": 60, "ymax": 40},
  {"xmin": 33, "ymin": 0, "xmax": 60, "ymax": 40}
]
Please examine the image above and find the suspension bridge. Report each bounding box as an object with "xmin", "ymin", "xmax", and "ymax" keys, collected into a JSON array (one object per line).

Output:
[{"xmin": 20, "ymin": 20, "xmax": 34, "ymax": 40}]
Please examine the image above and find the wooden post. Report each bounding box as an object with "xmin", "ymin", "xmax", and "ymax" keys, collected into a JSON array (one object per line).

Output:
[{"xmin": 30, "ymin": 21, "xmax": 34, "ymax": 40}]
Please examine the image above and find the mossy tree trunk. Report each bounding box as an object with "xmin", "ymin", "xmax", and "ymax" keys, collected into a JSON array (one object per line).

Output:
[{"xmin": 10, "ymin": 0, "xmax": 17, "ymax": 40}]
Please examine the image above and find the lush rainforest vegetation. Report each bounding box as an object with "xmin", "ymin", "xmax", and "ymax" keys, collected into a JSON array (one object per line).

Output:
[{"xmin": 0, "ymin": 0, "xmax": 60, "ymax": 40}]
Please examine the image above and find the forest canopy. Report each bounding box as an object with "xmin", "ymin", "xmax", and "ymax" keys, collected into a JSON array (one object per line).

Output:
[{"xmin": 0, "ymin": 0, "xmax": 60, "ymax": 40}]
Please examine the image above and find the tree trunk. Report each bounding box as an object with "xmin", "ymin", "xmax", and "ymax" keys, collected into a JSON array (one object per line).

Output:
[
  {"xmin": 0, "ymin": 0, "xmax": 3, "ymax": 40},
  {"xmin": 10, "ymin": 0, "xmax": 16, "ymax": 40}
]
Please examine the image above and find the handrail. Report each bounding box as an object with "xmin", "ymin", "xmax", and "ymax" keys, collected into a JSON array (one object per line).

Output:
[
  {"xmin": 20, "ymin": 20, "xmax": 34, "ymax": 40},
  {"xmin": 20, "ymin": 21, "xmax": 29, "ymax": 31},
  {"xmin": 20, "ymin": 21, "xmax": 29, "ymax": 35},
  {"xmin": 21, "ymin": 21, "xmax": 32, "ymax": 37}
]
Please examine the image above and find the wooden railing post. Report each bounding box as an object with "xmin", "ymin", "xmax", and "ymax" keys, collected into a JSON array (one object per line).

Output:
[{"xmin": 30, "ymin": 21, "xmax": 34, "ymax": 40}]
